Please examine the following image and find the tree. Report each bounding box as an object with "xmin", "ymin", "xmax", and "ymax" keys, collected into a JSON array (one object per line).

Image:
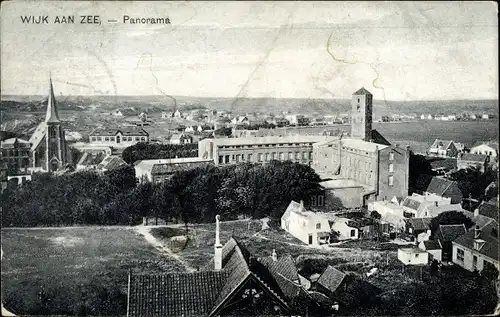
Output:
[
  {"xmin": 430, "ymin": 210, "xmax": 474, "ymax": 236},
  {"xmin": 481, "ymin": 262, "xmax": 499, "ymax": 282},
  {"xmin": 370, "ymin": 210, "xmax": 381, "ymax": 221}
]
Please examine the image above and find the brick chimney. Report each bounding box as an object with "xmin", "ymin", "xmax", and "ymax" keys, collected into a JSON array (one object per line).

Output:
[
  {"xmin": 272, "ymin": 249, "xmax": 277, "ymax": 262},
  {"xmin": 474, "ymin": 208, "xmax": 479, "ymax": 217},
  {"xmin": 214, "ymin": 215, "xmax": 223, "ymax": 270}
]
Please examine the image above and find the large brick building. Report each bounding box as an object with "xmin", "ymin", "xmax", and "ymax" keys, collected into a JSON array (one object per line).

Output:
[{"xmin": 312, "ymin": 88, "xmax": 410, "ymax": 208}]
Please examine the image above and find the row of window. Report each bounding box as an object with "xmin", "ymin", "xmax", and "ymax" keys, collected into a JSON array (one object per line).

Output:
[
  {"xmin": 218, "ymin": 151, "xmax": 313, "ymax": 164},
  {"xmin": 311, "ymin": 195, "xmax": 324, "ymax": 207},
  {"xmin": 219, "ymin": 142, "xmax": 314, "ymax": 150},
  {"xmin": 1, "ymin": 150, "xmax": 30, "ymax": 157},
  {"xmin": 90, "ymin": 136, "xmax": 147, "ymax": 142}
]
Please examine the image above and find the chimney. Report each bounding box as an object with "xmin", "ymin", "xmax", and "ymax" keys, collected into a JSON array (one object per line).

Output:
[
  {"xmin": 474, "ymin": 225, "xmax": 481, "ymax": 239},
  {"xmin": 272, "ymin": 249, "xmax": 277, "ymax": 262},
  {"xmin": 435, "ymin": 201, "xmax": 438, "ymax": 207},
  {"xmin": 474, "ymin": 208, "xmax": 479, "ymax": 217},
  {"xmin": 214, "ymin": 215, "xmax": 223, "ymax": 270},
  {"xmin": 300, "ymin": 200, "xmax": 304, "ymax": 206}
]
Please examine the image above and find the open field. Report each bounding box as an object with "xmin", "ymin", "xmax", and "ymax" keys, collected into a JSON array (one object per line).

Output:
[{"xmin": 1, "ymin": 226, "xmax": 185, "ymax": 314}]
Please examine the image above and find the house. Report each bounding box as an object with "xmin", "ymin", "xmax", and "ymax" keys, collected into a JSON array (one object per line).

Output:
[
  {"xmin": 134, "ymin": 157, "xmax": 213, "ymax": 183},
  {"xmin": 428, "ymin": 139, "xmax": 459, "ymax": 158},
  {"xmin": 332, "ymin": 217, "xmax": 359, "ymax": 240},
  {"xmin": 111, "ymin": 109, "xmax": 123, "ymax": 116},
  {"xmin": 457, "ymin": 153, "xmax": 488, "ymax": 172},
  {"xmin": 398, "ymin": 248, "xmax": 429, "ymax": 266},
  {"xmin": 272, "ymin": 117, "xmax": 290, "ymax": 127},
  {"xmin": 424, "ymin": 177, "xmax": 463, "ymax": 204},
  {"xmin": 401, "ymin": 193, "xmax": 453, "ymax": 218},
  {"xmin": 128, "ymin": 216, "xmax": 312, "ymax": 317},
  {"xmin": 452, "ymin": 221, "xmax": 499, "ymax": 273},
  {"xmin": 172, "ymin": 109, "xmax": 182, "ymax": 118},
  {"xmin": 429, "ymin": 157, "xmax": 458, "ymax": 175},
  {"xmin": 75, "ymin": 151, "xmax": 106, "ymax": 170},
  {"xmin": 96, "ymin": 155, "xmax": 128, "ymax": 172},
  {"xmin": 231, "ymin": 116, "xmax": 249, "ymax": 125},
  {"xmin": 89, "ymin": 127, "xmax": 149, "ymax": 147},
  {"xmin": 281, "ymin": 201, "xmax": 332, "ymax": 245},
  {"xmin": 470, "ymin": 141, "xmax": 498, "ymax": 160},
  {"xmin": 405, "ymin": 218, "xmax": 432, "ymax": 241},
  {"xmin": 418, "ymin": 240, "xmax": 442, "ymax": 262},
  {"xmin": 367, "ymin": 200, "xmax": 405, "ymax": 231},
  {"xmin": 438, "ymin": 224, "xmax": 467, "ymax": 262},
  {"xmin": 0, "ymin": 137, "xmax": 31, "ymax": 174},
  {"xmin": 170, "ymin": 133, "xmax": 193, "ymax": 145}
]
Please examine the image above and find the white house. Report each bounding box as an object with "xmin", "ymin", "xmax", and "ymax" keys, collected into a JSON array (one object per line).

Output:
[
  {"xmin": 401, "ymin": 193, "xmax": 453, "ymax": 218},
  {"xmin": 418, "ymin": 240, "xmax": 442, "ymax": 262},
  {"xmin": 330, "ymin": 217, "xmax": 359, "ymax": 240},
  {"xmin": 367, "ymin": 200, "xmax": 405, "ymax": 231},
  {"xmin": 452, "ymin": 220, "xmax": 499, "ymax": 273},
  {"xmin": 281, "ymin": 201, "xmax": 332, "ymax": 246},
  {"xmin": 470, "ymin": 141, "xmax": 498, "ymax": 159},
  {"xmin": 89, "ymin": 127, "xmax": 149, "ymax": 147},
  {"xmin": 398, "ymin": 248, "xmax": 429, "ymax": 266},
  {"xmin": 111, "ymin": 109, "xmax": 123, "ymax": 116}
]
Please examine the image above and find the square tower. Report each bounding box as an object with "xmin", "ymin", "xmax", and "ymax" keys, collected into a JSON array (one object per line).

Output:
[{"xmin": 351, "ymin": 87, "xmax": 373, "ymax": 141}]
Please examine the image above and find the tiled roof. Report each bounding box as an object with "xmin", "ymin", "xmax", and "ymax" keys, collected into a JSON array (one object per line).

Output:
[
  {"xmin": 402, "ymin": 197, "xmax": 421, "ymax": 211},
  {"xmin": 406, "ymin": 218, "xmax": 432, "ymax": 231},
  {"xmin": 425, "ymin": 177, "xmax": 458, "ymax": 196},
  {"xmin": 77, "ymin": 152, "xmax": 106, "ymax": 166},
  {"xmin": 438, "ymin": 224, "xmax": 467, "ymax": 242},
  {"xmin": 96, "ymin": 155, "xmax": 128, "ymax": 171},
  {"xmin": 90, "ymin": 127, "xmax": 149, "ymax": 136},
  {"xmin": 353, "ymin": 87, "xmax": 372, "ymax": 95},
  {"xmin": 423, "ymin": 240, "xmax": 442, "ymax": 250},
  {"xmin": 454, "ymin": 220, "xmax": 498, "ymax": 260},
  {"xmin": 151, "ymin": 161, "xmax": 211, "ymax": 175},
  {"xmin": 429, "ymin": 158, "xmax": 458, "ymax": 171},
  {"xmin": 201, "ymin": 135, "xmax": 336, "ymax": 147},
  {"xmin": 459, "ymin": 153, "xmax": 488, "ymax": 162},
  {"xmin": 128, "ymin": 271, "xmax": 229, "ymax": 317},
  {"xmin": 317, "ymin": 266, "xmax": 346, "ymax": 294},
  {"xmin": 461, "ymin": 210, "xmax": 495, "ymax": 229},
  {"xmin": 478, "ymin": 201, "xmax": 498, "ymax": 221},
  {"xmin": 259, "ymin": 255, "xmax": 299, "ymax": 283},
  {"xmin": 29, "ymin": 122, "xmax": 47, "ymax": 151}
]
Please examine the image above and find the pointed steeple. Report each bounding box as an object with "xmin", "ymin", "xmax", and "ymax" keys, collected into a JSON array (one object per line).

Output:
[{"xmin": 45, "ymin": 75, "xmax": 60, "ymax": 123}]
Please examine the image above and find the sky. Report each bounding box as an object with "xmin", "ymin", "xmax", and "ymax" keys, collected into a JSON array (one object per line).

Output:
[{"xmin": 0, "ymin": 1, "xmax": 498, "ymax": 101}]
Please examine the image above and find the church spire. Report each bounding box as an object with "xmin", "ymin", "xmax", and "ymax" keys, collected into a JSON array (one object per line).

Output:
[{"xmin": 45, "ymin": 74, "xmax": 60, "ymax": 123}]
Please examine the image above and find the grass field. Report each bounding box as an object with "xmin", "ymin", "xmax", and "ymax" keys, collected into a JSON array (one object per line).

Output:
[{"xmin": 1, "ymin": 226, "xmax": 185, "ymax": 314}]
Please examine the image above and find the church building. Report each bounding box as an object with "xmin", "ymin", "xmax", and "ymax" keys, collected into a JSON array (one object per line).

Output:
[{"xmin": 29, "ymin": 77, "xmax": 68, "ymax": 172}]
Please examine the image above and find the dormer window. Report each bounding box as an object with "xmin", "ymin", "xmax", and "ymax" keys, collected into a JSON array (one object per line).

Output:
[{"xmin": 473, "ymin": 239, "xmax": 485, "ymax": 251}]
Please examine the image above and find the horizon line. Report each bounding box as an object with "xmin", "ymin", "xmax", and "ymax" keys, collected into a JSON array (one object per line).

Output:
[{"xmin": 1, "ymin": 94, "xmax": 498, "ymax": 103}]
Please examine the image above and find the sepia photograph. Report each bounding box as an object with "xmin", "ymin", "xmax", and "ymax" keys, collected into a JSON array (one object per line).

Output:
[{"xmin": 1, "ymin": 1, "xmax": 499, "ymax": 316}]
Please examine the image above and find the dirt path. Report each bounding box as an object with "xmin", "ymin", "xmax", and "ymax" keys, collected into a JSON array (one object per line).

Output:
[{"xmin": 134, "ymin": 225, "xmax": 196, "ymax": 273}]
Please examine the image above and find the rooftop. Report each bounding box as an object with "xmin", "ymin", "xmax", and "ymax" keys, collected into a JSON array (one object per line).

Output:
[
  {"xmin": 460, "ymin": 153, "xmax": 488, "ymax": 162},
  {"xmin": 317, "ymin": 266, "xmax": 346, "ymax": 294},
  {"xmin": 454, "ymin": 220, "xmax": 498, "ymax": 260},
  {"xmin": 341, "ymin": 138, "xmax": 389, "ymax": 152},
  {"xmin": 201, "ymin": 135, "xmax": 337, "ymax": 147},
  {"xmin": 353, "ymin": 87, "xmax": 372, "ymax": 95}
]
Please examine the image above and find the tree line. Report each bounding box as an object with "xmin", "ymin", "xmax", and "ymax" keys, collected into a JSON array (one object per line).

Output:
[
  {"xmin": 121, "ymin": 142, "xmax": 198, "ymax": 164},
  {"xmin": 1, "ymin": 161, "xmax": 324, "ymax": 227}
]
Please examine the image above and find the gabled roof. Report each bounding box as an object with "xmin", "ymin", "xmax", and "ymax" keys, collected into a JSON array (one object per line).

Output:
[
  {"xmin": 97, "ymin": 155, "xmax": 128, "ymax": 171},
  {"xmin": 406, "ymin": 218, "xmax": 432, "ymax": 231},
  {"xmin": 471, "ymin": 141, "xmax": 499, "ymax": 150},
  {"xmin": 317, "ymin": 266, "xmax": 346, "ymax": 294},
  {"xmin": 430, "ymin": 139, "xmax": 454, "ymax": 150},
  {"xmin": 425, "ymin": 177, "xmax": 458, "ymax": 196},
  {"xmin": 477, "ymin": 201, "xmax": 498, "ymax": 222},
  {"xmin": 282, "ymin": 200, "xmax": 308, "ymax": 221},
  {"xmin": 438, "ymin": 224, "xmax": 467, "ymax": 242},
  {"xmin": 128, "ymin": 271, "xmax": 229, "ymax": 317},
  {"xmin": 353, "ymin": 87, "xmax": 372, "ymax": 95},
  {"xmin": 45, "ymin": 77, "xmax": 60, "ymax": 124},
  {"xmin": 454, "ymin": 220, "xmax": 498, "ymax": 260}
]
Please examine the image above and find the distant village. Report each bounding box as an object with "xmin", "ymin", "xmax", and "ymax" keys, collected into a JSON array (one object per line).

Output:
[{"xmin": 1, "ymin": 79, "xmax": 499, "ymax": 316}]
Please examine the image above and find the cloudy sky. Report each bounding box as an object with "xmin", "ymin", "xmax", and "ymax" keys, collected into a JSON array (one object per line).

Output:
[{"xmin": 1, "ymin": 1, "xmax": 497, "ymax": 101}]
